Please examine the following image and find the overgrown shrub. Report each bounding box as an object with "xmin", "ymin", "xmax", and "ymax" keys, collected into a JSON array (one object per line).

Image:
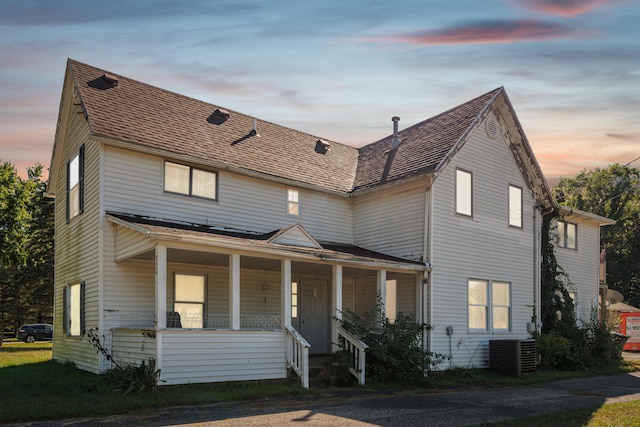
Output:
[
  {"xmin": 537, "ymin": 306, "xmax": 623, "ymax": 371},
  {"xmin": 85, "ymin": 328, "xmax": 162, "ymax": 394},
  {"xmin": 333, "ymin": 298, "xmax": 448, "ymax": 386},
  {"xmin": 536, "ymin": 333, "xmax": 574, "ymax": 370},
  {"xmin": 102, "ymin": 358, "xmax": 161, "ymax": 395}
]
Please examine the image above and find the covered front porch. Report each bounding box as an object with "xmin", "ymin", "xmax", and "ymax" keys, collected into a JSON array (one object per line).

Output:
[{"xmin": 106, "ymin": 213, "xmax": 426, "ymax": 387}]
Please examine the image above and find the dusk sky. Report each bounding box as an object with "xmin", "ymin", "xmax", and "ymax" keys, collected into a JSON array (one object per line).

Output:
[{"xmin": 1, "ymin": 0, "xmax": 638, "ymax": 182}]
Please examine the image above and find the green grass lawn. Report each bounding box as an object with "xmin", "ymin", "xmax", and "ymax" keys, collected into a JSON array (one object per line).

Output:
[{"xmin": 2, "ymin": 343, "xmax": 639, "ymax": 425}]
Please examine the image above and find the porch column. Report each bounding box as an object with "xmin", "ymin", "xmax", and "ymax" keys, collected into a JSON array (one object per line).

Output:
[
  {"xmin": 155, "ymin": 245, "xmax": 167, "ymax": 329},
  {"xmin": 377, "ymin": 270, "xmax": 387, "ymax": 317},
  {"xmin": 281, "ymin": 259, "xmax": 292, "ymax": 328},
  {"xmin": 230, "ymin": 254, "xmax": 240, "ymax": 330},
  {"xmin": 331, "ymin": 265, "xmax": 343, "ymax": 352}
]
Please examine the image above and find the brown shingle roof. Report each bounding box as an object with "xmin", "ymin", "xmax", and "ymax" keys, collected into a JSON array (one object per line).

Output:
[
  {"xmin": 353, "ymin": 88, "xmax": 502, "ymax": 191},
  {"xmin": 66, "ymin": 59, "xmax": 507, "ymax": 194},
  {"xmin": 68, "ymin": 59, "xmax": 359, "ymax": 193}
]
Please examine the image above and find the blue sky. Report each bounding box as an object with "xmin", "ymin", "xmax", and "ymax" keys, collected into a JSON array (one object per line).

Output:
[{"xmin": 1, "ymin": 0, "xmax": 638, "ymax": 181}]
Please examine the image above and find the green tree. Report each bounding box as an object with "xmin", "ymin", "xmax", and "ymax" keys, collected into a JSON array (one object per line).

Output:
[
  {"xmin": 553, "ymin": 163, "xmax": 640, "ymax": 307},
  {"xmin": 0, "ymin": 162, "xmax": 53, "ymax": 345}
]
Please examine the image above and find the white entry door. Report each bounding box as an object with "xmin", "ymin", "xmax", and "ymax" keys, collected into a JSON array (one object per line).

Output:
[{"xmin": 300, "ymin": 278, "xmax": 329, "ymax": 354}]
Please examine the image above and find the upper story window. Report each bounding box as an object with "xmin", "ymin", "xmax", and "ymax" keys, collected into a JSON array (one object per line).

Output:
[
  {"xmin": 67, "ymin": 145, "xmax": 84, "ymax": 221},
  {"xmin": 508, "ymin": 185, "xmax": 523, "ymax": 228},
  {"xmin": 557, "ymin": 220, "xmax": 577, "ymax": 249},
  {"xmin": 287, "ymin": 188, "xmax": 299, "ymax": 216},
  {"xmin": 164, "ymin": 161, "xmax": 217, "ymax": 200},
  {"xmin": 456, "ymin": 168, "xmax": 472, "ymax": 217}
]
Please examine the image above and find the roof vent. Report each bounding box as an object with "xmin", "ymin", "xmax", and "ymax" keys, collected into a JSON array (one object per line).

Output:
[
  {"xmin": 315, "ymin": 139, "xmax": 330, "ymax": 154},
  {"xmin": 485, "ymin": 116, "xmax": 498, "ymax": 139},
  {"xmin": 101, "ymin": 73, "xmax": 118, "ymax": 87},
  {"xmin": 249, "ymin": 118, "xmax": 260, "ymax": 137},
  {"xmin": 391, "ymin": 116, "xmax": 401, "ymax": 150},
  {"xmin": 213, "ymin": 107, "xmax": 230, "ymax": 121}
]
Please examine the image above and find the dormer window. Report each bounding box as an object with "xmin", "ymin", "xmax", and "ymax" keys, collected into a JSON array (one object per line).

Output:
[{"xmin": 164, "ymin": 161, "xmax": 217, "ymax": 200}]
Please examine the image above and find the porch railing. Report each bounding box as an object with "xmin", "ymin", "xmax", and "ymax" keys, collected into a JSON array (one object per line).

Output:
[
  {"xmin": 285, "ymin": 326, "xmax": 310, "ymax": 389},
  {"xmin": 337, "ymin": 326, "xmax": 368, "ymax": 385}
]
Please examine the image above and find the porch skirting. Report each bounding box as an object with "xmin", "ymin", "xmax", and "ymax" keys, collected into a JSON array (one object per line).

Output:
[{"xmin": 112, "ymin": 328, "xmax": 287, "ymax": 385}]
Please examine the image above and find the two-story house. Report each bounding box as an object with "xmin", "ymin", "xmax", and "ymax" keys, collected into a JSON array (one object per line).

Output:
[{"xmin": 48, "ymin": 58, "xmax": 601, "ymax": 387}]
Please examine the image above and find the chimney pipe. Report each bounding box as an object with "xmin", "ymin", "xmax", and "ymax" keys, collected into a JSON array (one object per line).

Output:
[{"xmin": 391, "ymin": 116, "xmax": 401, "ymax": 149}]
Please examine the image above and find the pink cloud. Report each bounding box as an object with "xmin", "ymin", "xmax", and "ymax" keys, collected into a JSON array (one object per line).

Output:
[
  {"xmin": 521, "ymin": 0, "xmax": 610, "ymax": 17},
  {"xmin": 607, "ymin": 133, "xmax": 639, "ymax": 142},
  {"xmin": 361, "ymin": 20, "xmax": 595, "ymax": 46}
]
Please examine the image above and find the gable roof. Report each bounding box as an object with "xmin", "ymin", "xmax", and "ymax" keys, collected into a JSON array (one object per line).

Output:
[
  {"xmin": 353, "ymin": 88, "xmax": 502, "ymax": 191},
  {"xmin": 51, "ymin": 59, "xmax": 553, "ymax": 208}
]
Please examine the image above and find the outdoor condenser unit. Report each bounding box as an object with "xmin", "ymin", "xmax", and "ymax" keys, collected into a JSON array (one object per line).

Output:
[{"xmin": 489, "ymin": 339, "xmax": 536, "ymax": 375}]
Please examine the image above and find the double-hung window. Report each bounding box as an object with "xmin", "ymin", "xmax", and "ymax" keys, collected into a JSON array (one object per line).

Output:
[
  {"xmin": 67, "ymin": 145, "xmax": 84, "ymax": 221},
  {"xmin": 456, "ymin": 169, "xmax": 473, "ymax": 217},
  {"xmin": 468, "ymin": 279, "xmax": 488, "ymax": 330},
  {"xmin": 492, "ymin": 282, "xmax": 511, "ymax": 331},
  {"xmin": 287, "ymin": 188, "xmax": 299, "ymax": 216},
  {"xmin": 557, "ymin": 220, "xmax": 577, "ymax": 249},
  {"xmin": 468, "ymin": 279, "xmax": 512, "ymax": 332},
  {"xmin": 174, "ymin": 274, "xmax": 206, "ymax": 328},
  {"xmin": 508, "ymin": 185, "xmax": 522, "ymax": 228},
  {"xmin": 164, "ymin": 161, "xmax": 217, "ymax": 200}
]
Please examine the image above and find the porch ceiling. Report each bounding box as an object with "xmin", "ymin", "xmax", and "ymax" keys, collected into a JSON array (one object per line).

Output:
[{"xmin": 107, "ymin": 211, "xmax": 426, "ymax": 272}]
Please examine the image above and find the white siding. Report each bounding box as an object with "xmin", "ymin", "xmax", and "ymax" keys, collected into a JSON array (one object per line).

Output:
[
  {"xmin": 114, "ymin": 225, "xmax": 154, "ymax": 261},
  {"xmin": 160, "ymin": 330, "xmax": 286, "ymax": 385},
  {"xmin": 554, "ymin": 218, "xmax": 602, "ymax": 323},
  {"xmin": 103, "ymin": 145, "xmax": 353, "ymax": 244},
  {"xmin": 52, "ymin": 90, "xmax": 102, "ymax": 373},
  {"xmin": 111, "ymin": 329, "xmax": 157, "ymax": 366},
  {"xmin": 354, "ymin": 181, "xmax": 426, "ymax": 262},
  {"xmin": 429, "ymin": 112, "xmax": 538, "ymax": 369}
]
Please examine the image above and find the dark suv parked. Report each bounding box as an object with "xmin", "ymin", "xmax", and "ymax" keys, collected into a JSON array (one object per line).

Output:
[{"xmin": 17, "ymin": 324, "xmax": 53, "ymax": 343}]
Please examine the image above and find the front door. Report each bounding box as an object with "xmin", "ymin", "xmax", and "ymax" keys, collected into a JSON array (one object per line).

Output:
[{"xmin": 300, "ymin": 278, "xmax": 329, "ymax": 354}]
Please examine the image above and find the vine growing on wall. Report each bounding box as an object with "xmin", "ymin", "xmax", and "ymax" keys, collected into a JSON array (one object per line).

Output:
[{"xmin": 540, "ymin": 209, "xmax": 577, "ymax": 335}]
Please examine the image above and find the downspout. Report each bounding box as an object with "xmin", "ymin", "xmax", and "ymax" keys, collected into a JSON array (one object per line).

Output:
[
  {"xmin": 423, "ymin": 180, "xmax": 434, "ymax": 352},
  {"xmin": 532, "ymin": 206, "xmax": 539, "ymax": 335}
]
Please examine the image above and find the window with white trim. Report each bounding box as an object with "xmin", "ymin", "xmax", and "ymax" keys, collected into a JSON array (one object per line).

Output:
[
  {"xmin": 456, "ymin": 169, "xmax": 472, "ymax": 217},
  {"xmin": 492, "ymin": 281, "xmax": 511, "ymax": 331},
  {"xmin": 174, "ymin": 274, "xmax": 206, "ymax": 328},
  {"xmin": 557, "ymin": 220, "xmax": 577, "ymax": 249},
  {"xmin": 164, "ymin": 161, "xmax": 217, "ymax": 200},
  {"xmin": 64, "ymin": 282, "xmax": 85, "ymax": 337},
  {"xmin": 287, "ymin": 188, "xmax": 299, "ymax": 216},
  {"xmin": 468, "ymin": 279, "xmax": 488, "ymax": 330},
  {"xmin": 67, "ymin": 145, "xmax": 84, "ymax": 221},
  {"xmin": 468, "ymin": 279, "xmax": 512, "ymax": 332},
  {"xmin": 508, "ymin": 185, "xmax": 522, "ymax": 228},
  {"xmin": 291, "ymin": 280, "xmax": 299, "ymax": 318}
]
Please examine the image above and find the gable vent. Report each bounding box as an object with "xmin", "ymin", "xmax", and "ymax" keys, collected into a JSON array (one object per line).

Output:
[{"xmin": 485, "ymin": 116, "xmax": 498, "ymax": 139}]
